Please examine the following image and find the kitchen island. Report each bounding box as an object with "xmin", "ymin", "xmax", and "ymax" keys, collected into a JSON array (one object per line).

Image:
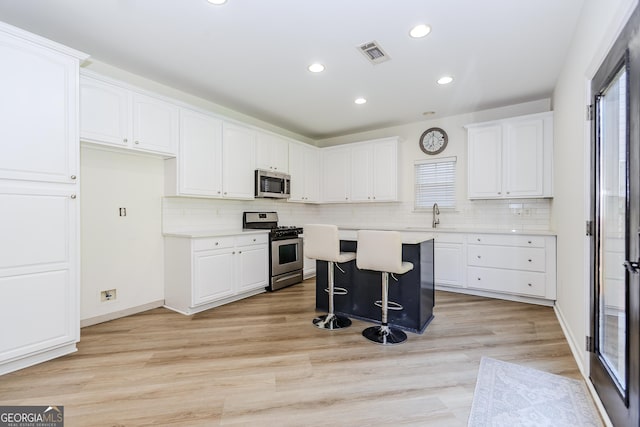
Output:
[{"xmin": 315, "ymin": 231, "xmax": 435, "ymax": 334}]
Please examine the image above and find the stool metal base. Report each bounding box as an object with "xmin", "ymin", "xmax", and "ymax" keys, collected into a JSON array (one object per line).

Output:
[
  {"xmin": 362, "ymin": 325, "xmax": 407, "ymax": 345},
  {"xmin": 313, "ymin": 313, "xmax": 352, "ymax": 330}
]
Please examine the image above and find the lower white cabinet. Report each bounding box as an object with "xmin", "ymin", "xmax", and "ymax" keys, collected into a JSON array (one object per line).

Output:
[
  {"xmin": 434, "ymin": 234, "xmax": 465, "ymax": 288},
  {"xmin": 0, "ymin": 185, "xmax": 79, "ymax": 375},
  {"xmin": 434, "ymin": 231, "xmax": 556, "ymax": 304},
  {"xmin": 164, "ymin": 233, "xmax": 268, "ymax": 315}
]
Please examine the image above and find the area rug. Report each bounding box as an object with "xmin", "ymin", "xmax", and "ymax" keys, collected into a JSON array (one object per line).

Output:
[{"xmin": 468, "ymin": 357, "xmax": 603, "ymax": 427}]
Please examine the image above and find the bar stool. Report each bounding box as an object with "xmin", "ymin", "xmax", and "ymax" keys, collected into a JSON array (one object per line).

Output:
[
  {"xmin": 304, "ymin": 224, "xmax": 356, "ymax": 330},
  {"xmin": 356, "ymin": 230, "xmax": 414, "ymax": 344}
]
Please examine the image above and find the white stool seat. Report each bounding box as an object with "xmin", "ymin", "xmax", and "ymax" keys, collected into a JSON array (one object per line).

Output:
[
  {"xmin": 304, "ymin": 224, "xmax": 356, "ymax": 330},
  {"xmin": 356, "ymin": 230, "xmax": 413, "ymax": 274},
  {"xmin": 356, "ymin": 230, "xmax": 414, "ymax": 345}
]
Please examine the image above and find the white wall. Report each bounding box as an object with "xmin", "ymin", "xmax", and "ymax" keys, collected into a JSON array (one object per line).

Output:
[
  {"xmin": 80, "ymin": 146, "xmax": 165, "ymax": 325},
  {"xmin": 551, "ymin": 0, "xmax": 637, "ymax": 373}
]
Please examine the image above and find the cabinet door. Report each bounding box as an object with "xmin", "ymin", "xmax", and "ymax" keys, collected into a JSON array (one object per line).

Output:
[
  {"xmin": 288, "ymin": 143, "xmax": 305, "ymax": 202},
  {"xmin": 179, "ymin": 109, "xmax": 223, "ymax": 197},
  {"xmin": 236, "ymin": 244, "xmax": 268, "ymax": 292},
  {"xmin": 434, "ymin": 242, "xmax": 464, "ymax": 287},
  {"xmin": 0, "ymin": 34, "xmax": 79, "ymax": 184},
  {"xmin": 222, "ymin": 123, "xmax": 256, "ymax": 199},
  {"xmin": 503, "ymin": 119, "xmax": 544, "ymax": 197},
  {"xmin": 0, "ymin": 187, "xmax": 78, "ymax": 363},
  {"xmin": 372, "ymin": 140, "xmax": 398, "ymax": 201},
  {"xmin": 350, "ymin": 145, "xmax": 373, "ymax": 202},
  {"xmin": 322, "ymin": 146, "xmax": 351, "ymax": 202},
  {"xmin": 256, "ymin": 132, "xmax": 289, "ymax": 173},
  {"xmin": 304, "ymin": 147, "xmax": 321, "ymax": 202},
  {"xmin": 132, "ymin": 93, "xmax": 179, "ymax": 156},
  {"xmin": 467, "ymin": 125, "xmax": 503, "ymax": 199},
  {"xmin": 80, "ymin": 76, "xmax": 130, "ymax": 147},
  {"xmin": 193, "ymin": 250, "xmax": 235, "ymax": 305}
]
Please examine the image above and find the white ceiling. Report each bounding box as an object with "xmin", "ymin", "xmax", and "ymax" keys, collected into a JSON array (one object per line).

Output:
[{"xmin": 0, "ymin": 0, "xmax": 585, "ymax": 140}]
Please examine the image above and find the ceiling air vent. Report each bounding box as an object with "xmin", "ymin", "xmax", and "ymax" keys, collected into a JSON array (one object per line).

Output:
[{"xmin": 357, "ymin": 40, "xmax": 390, "ymax": 64}]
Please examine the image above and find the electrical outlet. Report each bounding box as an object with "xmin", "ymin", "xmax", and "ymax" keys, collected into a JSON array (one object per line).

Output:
[
  {"xmin": 101, "ymin": 289, "xmax": 117, "ymax": 301},
  {"xmin": 119, "ymin": 207, "xmax": 126, "ymax": 217}
]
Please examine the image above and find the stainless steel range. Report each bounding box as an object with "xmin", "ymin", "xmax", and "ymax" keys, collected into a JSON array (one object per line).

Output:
[{"xmin": 243, "ymin": 212, "xmax": 303, "ymax": 291}]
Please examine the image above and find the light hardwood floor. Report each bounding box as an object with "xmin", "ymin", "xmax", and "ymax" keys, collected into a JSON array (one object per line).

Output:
[{"xmin": 0, "ymin": 279, "xmax": 582, "ymax": 426}]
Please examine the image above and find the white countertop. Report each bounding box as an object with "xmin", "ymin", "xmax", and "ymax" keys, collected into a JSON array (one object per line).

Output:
[
  {"xmin": 336, "ymin": 225, "xmax": 556, "ymax": 236},
  {"xmin": 337, "ymin": 229, "xmax": 435, "ymax": 245},
  {"xmin": 164, "ymin": 229, "xmax": 269, "ymax": 238}
]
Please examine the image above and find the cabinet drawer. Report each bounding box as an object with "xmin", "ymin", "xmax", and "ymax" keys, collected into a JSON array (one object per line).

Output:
[
  {"xmin": 467, "ymin": 245, "xmax": 545, "ymax": 272},
  {"xmin": 433, "ymin": 233, "xmax": 465, "ymax": 244},
  {"xmin": 236, "ymin": 233, "xmax": 268, "ymax": 247},
  {"xmin": 467, "ymin": 266, "xmax": 546, "ymax": 298},
  {"xmin": 193, "ymin": 236, "xmax": 234, "ymax": 251},
  {"xmin": 467, "ymin": 234, "xmax": 545, "ymax": 248}
]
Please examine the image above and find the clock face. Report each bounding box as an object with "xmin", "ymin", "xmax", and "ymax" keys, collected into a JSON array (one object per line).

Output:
[{"xmin": 420, "ymin": 127, "xmax": 448, "ymax": 155}]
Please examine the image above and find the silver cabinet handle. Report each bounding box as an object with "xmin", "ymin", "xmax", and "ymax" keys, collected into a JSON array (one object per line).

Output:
[
  {"xmin": 477, "ymin": 277, "xmax": 481, "ymax": 281},
  {"xmin": 123, "ymin": 138, "xmax": 128, "ymax": 143},
  {"xmin": 253, "ymin": 238, "xmax": 256, "ymax": 242},
  {"xmin": 528, "ymin": 259, "xmax": 532, "ymax": 262},
  {"xmin": 215, "ymin": 242, "xmax": 219, "ymax": 246},
  {"xmin": 528, "ymin": 283, "xmax": 532, "ymax": 287},
  {"xmin": 477, "ymin": 255, "xmax": 481, "ymax": 259},
  {"xmin": 134, "ymin": 140, "xmax": 140, "ymax": 145},
  {"xmin": 70, "ymin": 175, "xmax": 77, "ymax": 180},
  {"xmin": 528, "ymin": 240, "xmax": 532, "ymax": 244},
  {"xmin": 70, "ymin": 194, "xmax": 77, "ymax": 199},
  {"xmin": 477, "ymin": 238, "xmax": 481, "ymax": 242}
]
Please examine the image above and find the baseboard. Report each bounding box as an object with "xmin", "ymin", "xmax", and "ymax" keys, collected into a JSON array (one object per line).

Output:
[
  {"xmin": 554, "ymin": 305, "xmax": 613, "ymax": 427},
  {"xmin": 80, "ymin": 300, "xmax": 165, "ymax": 327}
]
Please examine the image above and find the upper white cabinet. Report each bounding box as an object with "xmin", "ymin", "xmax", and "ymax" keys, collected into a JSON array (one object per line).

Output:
[
  {"xmin": 256, "ymin": 132, "xmax": 289, "ymax": 173},
  {"xmin": 222, "ymin": 123, "xmax": 256, "ymax": 200},
  {"xmin": 288, "ymin": 142, "xmax": 320, "ymax": 203},
  {"xmin": 466, "ymin": 112, "xmax": 553, "ymax": 199},
  {"xmin": 80, "ymin": 73, "xmax": 178, "ymax": 157},
  {"xmin": 0, "ymin": 26, "xmax": 86, "ymax": 184},
  {"xmin": 323, "ymin": 137, "xmax": 399, "ymax": 203},
  {"xmin": 322, "ymin": 145, "xmax": 351, "ymax": 202},
  {"xmin": 350, "ymin": 138, "xmax": 398, "ymax": 202},
  {"xmin": 132, "ymin": 92, "xmax": 179, "ymax": 155},
  {"xmin": 0, "ymin": 22, "xmax": 87, "ymax": 375},
  {"xmin": 165, "ymin": 108, "xmax": 223, "ymax": 197}
]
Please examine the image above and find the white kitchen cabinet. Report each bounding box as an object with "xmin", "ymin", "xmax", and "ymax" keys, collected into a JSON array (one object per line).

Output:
[
  {"xmin": 350, "ymin": 138, "xmax": 398, "ymax": 202},
  {"xmin": 222, "ymin": 123, "xmax": 256, "ymax": 200},
  {"xmin": 80, "ymin": 73, "xmax": 178, "ymax": 157},
  {"xmin": 466, "ymin": 112, "xmax": 553, "ymax": 199},
  {"xmin": 165, "ymin": 108, "xmax": 223, "ymax": 197},
  {"xmin": 324, "ymin": 137, "xmax": 399, "ymax": 203},
  {"xmin": 132, "ymin": 92, "xmax": 179, "ymax": 155},
  {"xmin": 165, "ymin": 233, "xmax": 268, "ymax": 315},
  {"xmin": 256, "ymin": 131, "xmax": 289, "ymax": 173},
  {"xmin": 465, "ymin": 233, "xmax": 556, "ymax": 301},
  {"xmin": 0, "ymin": 21, "xmax": 87, "ymax": 375},
  {"xmin": 434, "ymin": 233, "xmax": 465, "ymax": 288},
  {"xmin": 288, "ymin": 142, "xmax": 320, "ymax": 203},
  {"xmin": 323, "ymin": 145, "xmax": 351, "ymax": 202},
  {"xmin": 0, "ymin": 26, "xmax": 84, "ymax": 185}
]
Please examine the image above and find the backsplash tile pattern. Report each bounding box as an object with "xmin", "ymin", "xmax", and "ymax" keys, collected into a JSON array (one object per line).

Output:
[{"xmin": 163, "ymin": 197, "xmax": 551, "ymax": 233}]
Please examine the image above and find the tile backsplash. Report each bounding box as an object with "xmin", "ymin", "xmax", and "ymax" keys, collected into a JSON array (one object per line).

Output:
[{"xmin": 163, "ymin": 197, "xmax": 551, "ymax": 233}]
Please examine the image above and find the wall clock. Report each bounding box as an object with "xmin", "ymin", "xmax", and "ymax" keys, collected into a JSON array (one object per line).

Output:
[{"xmin": 419, "ymin": 127, "xmax": 448, "ymax": 155}]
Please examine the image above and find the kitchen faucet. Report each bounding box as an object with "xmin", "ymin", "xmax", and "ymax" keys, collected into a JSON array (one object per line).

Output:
[{"xmin": 432, "ymin": 202, "xmax": 440, "ymax": 228}]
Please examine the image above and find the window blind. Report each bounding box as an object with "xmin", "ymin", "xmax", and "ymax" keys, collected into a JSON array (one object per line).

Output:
[{"xmin": 414, "ymin": 157, "xmax": 456, "ymax": 209}]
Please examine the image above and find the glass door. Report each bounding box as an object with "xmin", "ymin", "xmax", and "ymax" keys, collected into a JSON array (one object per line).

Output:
[{"xmin": 590, "ymin": 7, "xmax": 639, "ymax": 427}]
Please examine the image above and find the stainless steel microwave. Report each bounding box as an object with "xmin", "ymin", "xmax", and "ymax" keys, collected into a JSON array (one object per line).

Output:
[{"xmin": 255, "ymin": 169, "xmax": 291, "ymax": 199}]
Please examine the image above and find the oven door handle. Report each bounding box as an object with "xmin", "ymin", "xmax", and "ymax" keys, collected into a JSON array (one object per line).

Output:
[{"xmin": 274, "ymin": 272, "xmax": 302, "ymax": 283}]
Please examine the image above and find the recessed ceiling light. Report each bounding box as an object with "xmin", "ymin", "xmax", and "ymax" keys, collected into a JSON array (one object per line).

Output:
[
  {"xmin": 410, "ymin": 24, "xmax": 431, "ymax": 38},
  {"xmin": 308, "ymin": 63, "xmax": 325, "ymax": 73},
  {"xmin": 355, "ymin": 97, "xmax": 367, "ymax": 105},
  {"xmin": 207, "ymin": 0, "xmax": 227, "ymax": 4},
  {"xmin": 437, "ymin": 76, "xmax": 454, "ymax": 85}
]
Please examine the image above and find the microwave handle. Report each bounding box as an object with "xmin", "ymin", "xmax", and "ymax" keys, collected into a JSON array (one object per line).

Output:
[{"xmin": 285, "ymin": 177, "xmax": 290, "ymax": 194}]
